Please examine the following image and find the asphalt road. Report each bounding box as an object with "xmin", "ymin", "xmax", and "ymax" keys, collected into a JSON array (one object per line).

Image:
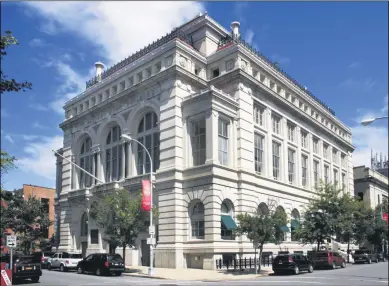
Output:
[{"xmin": 13, "ymin": 261, "xmax": 388, "ymax": 286}]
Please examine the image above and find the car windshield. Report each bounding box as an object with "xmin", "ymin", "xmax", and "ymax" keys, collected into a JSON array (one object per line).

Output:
[
  {"xmin": 69, "ymin": 254, "xmax": 83, "ymax": 259},
  {"xmin": 108, "ymin": 254, "xmax": 123, "ymax": 262},
  {"xmin": 316, "ymin": 253, "xmax": 329, "ymax": 257},
  {"xmin": 354, "ymin": 250, "xmax": 366, "ymax": 255},
  {"xmin": 274, "ymin": 255, "xmax": 290, "ymax": 262}
]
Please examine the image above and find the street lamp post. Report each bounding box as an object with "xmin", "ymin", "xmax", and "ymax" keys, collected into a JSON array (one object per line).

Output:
[
  {"xmin": 121, "ymin": 134, "xmax": 154, "ymax": 276},
  {"xmin": 360, "ymin": 116, "xmax": 388, "ymax": 126}
]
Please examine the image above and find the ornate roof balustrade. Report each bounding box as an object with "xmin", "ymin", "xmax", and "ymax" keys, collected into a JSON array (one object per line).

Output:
[{"xmin": 218, "ymin": 34, "xmax": 336, "ymax": 116}]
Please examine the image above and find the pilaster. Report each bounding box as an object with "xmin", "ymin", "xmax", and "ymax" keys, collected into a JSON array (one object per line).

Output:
[{"xmin": 205, "ymin": 110, "xmax": 219, "ymax": 165}]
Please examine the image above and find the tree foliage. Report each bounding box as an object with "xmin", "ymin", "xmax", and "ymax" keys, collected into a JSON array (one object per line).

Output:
[
  {"xmin": 2, "ymin": 192, "xmax": 52, "ymax": 253},
  {"xmin": 1, "ymin": 30, "xmax": 32, "ymax": 94},
  {"xmin": 90, "ymin": 188, "xmax": 158, "ymax": 265},
  {"xmin": 234, "ymin": 199, "xmax": 287, "ymax": 272}
]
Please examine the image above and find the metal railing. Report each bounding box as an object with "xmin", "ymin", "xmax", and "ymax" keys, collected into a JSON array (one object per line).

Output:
[{"xmin": 215, "ymin": 256, "xmax": 273, "ymax": 270}]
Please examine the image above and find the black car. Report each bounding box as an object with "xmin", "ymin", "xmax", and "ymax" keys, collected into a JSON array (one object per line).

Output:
[
  {"xmin": 77, "ymin": 253, "xmax": 125, "ymax": 276},
  {"xmin": 1, "ymin": 252, "xmax": 42, "ymax": 283},
  {"xmin": 353, "ymin": 249, "xmax": 379, "ymax": 264},
  {"xmin": 272, "ymin": 253, "xmax": 314, "ymax": 275}
]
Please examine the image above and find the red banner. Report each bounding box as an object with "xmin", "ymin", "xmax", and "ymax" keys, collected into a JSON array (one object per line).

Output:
[
  {"xmin": 141, "ymin": 180, "xmax": 152, "ymax": 212},
  {"xmin": 382, "ymin": 213, "xmax": 388, "ymax": 222}
]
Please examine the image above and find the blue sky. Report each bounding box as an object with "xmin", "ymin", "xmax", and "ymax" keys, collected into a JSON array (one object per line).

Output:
[{"xmin": 1, "ymin": 2, "xmax": 388, "ymax": 191}]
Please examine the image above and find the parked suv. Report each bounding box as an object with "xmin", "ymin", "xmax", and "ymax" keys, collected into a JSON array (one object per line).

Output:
[
  {"xmin": 311, "ymin": 251, "xmax": 346, "ymax": 269},
  {"xmin": 48, "ymin": 252, "xmax": 83, "ymax": 272},
  {"xmin": 353, "ymin": 249, "xmax": 379, "ymax": 264},
  {"xmin": 34, "ymin": 251, "xmax": 55, "ymax": 269},
  {"xmin": 77, "ymin": 253, "xmax": 124, "ymax": 276},
  {"xmin": 1, "ymin": 252, "xmax": 42, "ymax": 283},
  {"xmin": 272, "ymin": 253, "xmax": 314, "ymax": 275}
]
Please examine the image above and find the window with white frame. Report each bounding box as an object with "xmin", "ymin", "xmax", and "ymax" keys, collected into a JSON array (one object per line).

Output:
[
  {"xmin": 254, "ymin": 133, "xmax": 264, "ymax": 174},
  {"xmin": 301, "ymin": 131, "xmax": 308, "ymax": 149},
  {"xmin": 301, "ymin": 155, "xmax": 308, "ymax": 187},
  {"xmin": 79, "ymin": 137, "xmax": 93, "ymax": 188},
  {"xmin": 218, "ymin": 119, "xmax": 229, "ymax": 166},
  {"xmin": 272, "ymin": 141, "xmax": 281, "ymax": 180},
  {"xmin": 272, "ymin": 114, "xmax": 281, "ymax": 135},
  {"xmin": 191, "ymin": 118, "xmax": 206, "ymax": 166},
  {"xmin": 341, "ymin": 173, "xmax": 346, "ymax": 190},
  {"xmin": 333, "ymin": 169, "xmax": 338, "ymax": 186},
  {"xmin": 332, "ymin": 149, "xmax": 338, "ymax": 164},
  {"xmin": 324, "ymin": 165, "xmax": 329, "ymax": 184},
  {"xmin": 323, "ymin": 144, "xmax": 329, "ymax": 159},
  {"xmin": 253, "ymin": 104, "xmax": 265, "ymax": 126},
  {"xmin": 287, "ymin": 123, "xmax": 295, "ymax": 142},
  {"xmin": 105, "ymin": 125, "xmax": 122, "ymax": 182},
  {"xmin": 313, "ymin": 160, "xmax": 319, "ymax": 186},
  {"xmin": 137, "ymin": 112, "xmax": 160, "ymax": 174},
  {"xmin": 190, "ymin": 202, "xmax": 205, "ymax": 239},
  {"xmin": 313, "ymin": 137, "xmax": 319, "ymax": 154},
  {"xmin": 288, "ymin": 149, "xmax": 295, "ymax": 184}
]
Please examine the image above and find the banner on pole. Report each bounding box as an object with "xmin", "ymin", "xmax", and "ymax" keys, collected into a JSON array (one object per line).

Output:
[
  {"xmin": 1, "ymin": 269, "xmax": 12, "ymax": 286},
  {"xmin": 141, "ymin": 180, "xmax": 152, "ymax": 212},
  {"xmin": 382, "ymin": 213, "xmax": 388, "ymax": 222}
]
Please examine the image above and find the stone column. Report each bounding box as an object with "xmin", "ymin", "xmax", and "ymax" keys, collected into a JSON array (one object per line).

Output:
[
  {"xmin": 205, "ymin": 110, "xmax": 219, "ymax": 164},
  {"xmin": 282, "ymin": 118, "xmax": 288, "ymax": 183},
  {"xmin": 91, "ymin": 153, "xmax": 96, "ymax": 186},
  {"xmin": 296, "ymin": 126, "xmax": 302, "ymax": 187},
  {"xmin": 265, "ymin": 109, "xmax": 272, "ymax": 178},
  {"xmin": 126, "ymin": 142, "xmax": 132, "ymax": 177},
  {"xmin": 72, "ymin": 155, "xmax": 79, "ymax": 190},
  {"xmin": 86, "ymin": 197, "xmax": 91, "ymax": 247},
  {"xmin": 120, "ymin": 141, "xmax": 126, "ymax": 180}
]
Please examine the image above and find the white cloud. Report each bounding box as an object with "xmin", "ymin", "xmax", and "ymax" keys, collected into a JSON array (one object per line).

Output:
[
  {"xmin": 381, "ymin": 94, "xmax": 388, "ymax": 114},
  {"xmin": 244, "ymin": 29, "xmax": 255, "ymax": 45},
  {"xmin": 17, "ymin": 136, "xmax": 63, "ymax": 181},
  {"xmin": 32, "ymin": 121, "xmax": 46, "ymax": 129},
  {"xmin": 26, "ymin": 2, "xmax": 204, "ymax": 64},
  {"xmin": 29, "ymin": 38, "xmax": 47, "ymax": 47},
  {"xmin": 271, "ymin": 54, "xmax": 291, "ymax": 66},
  {"xmin": 348, "ymin": 61, "xmax": 360, "ymax": 69},
  {"xmin": 351, "ymin": 94, "xmax": 389, "ymax": 167},
  {"xmin": 4, "ymin": 135, "xmax": 14, "ymax": 144},
  {"xmin": 338, "ymin": 78, "xmax": 376, "ymax": 91}
]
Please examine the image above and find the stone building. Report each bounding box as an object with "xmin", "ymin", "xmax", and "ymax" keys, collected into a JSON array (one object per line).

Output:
[{"xmin": 55, "ymin": 13, "xmax": 355, "ymax": 269}]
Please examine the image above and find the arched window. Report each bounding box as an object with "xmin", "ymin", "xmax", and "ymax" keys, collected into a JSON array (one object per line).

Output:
[
  {"xmin": 79, "ymin": 137, "xmax": 93, "ymax": 188},
  {"xmin": 190, "ymin": 202, "xmax": 204, "ymax": 239},
  {"xmin": 137, "ymin": 112, "xmax": 159, "ymax": 174},
  {"xmin": 81, "ymin": 212, "xmax": 88, "ymax": 237},
  {"xmin": 105, "ymin": 125, "xmax": 122, "ymax": 182},
  {"xmin": 291, "ymin": 209, "xmax": 300, "ymax": 241},
  {"xmin": 257, "ymin": 202, "xmax": 270, "ymax": 216},
  {"xmin": 275, "ymin": 206, "xmax": 288, "ymax": 241},
  {"xmin": 221, "ymin": 200, "xmax": 236, "ymax": 240}
]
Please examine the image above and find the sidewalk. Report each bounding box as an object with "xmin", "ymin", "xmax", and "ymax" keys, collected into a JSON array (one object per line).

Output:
[{"xmin": 123, "ymin": 265, "xmax": 273, "ymax": 281}]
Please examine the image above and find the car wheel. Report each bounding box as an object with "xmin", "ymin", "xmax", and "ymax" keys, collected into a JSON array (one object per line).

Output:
[
  {"xmin": 31, "ymin": 277, "xmax": 40, "ymax": 283},
  {"xmin": 332, "ymin": 262, "xmax": 336, "ymax": 269},
  {"xmin": 96, "ymin": 268, "xmax": 102, "ymax": 276},
  {"xmin": 47, "ymin": 263, "xmax": 52, "ymax": 271},
  {"xmin": 294, "ymin": 266, "xmax": 299, "ymax": 275},
  {"xmin": 368, "ymin": 258, "xmax": 372, "ymax": 264},
  {"xmin": 308, "ymin": 264, "xmax": 314, "ymax": 273},
  {"xmin": 77, "ymin": 266, "xmax": 84, "ymax": 274},
  {"xmin": 116, "ymin": 272, "xmax": 122, "ymax": 276},
  {"xmin": 341, "ymin": 261, "xmax": 346, "ymax": 268},
  {"xmin": 60, "ymin": 264, "xmax": 65, "ymax": 272},
  {"xmin": 376, "ymin": 258, "xmax": 379, "ymax": 263}
]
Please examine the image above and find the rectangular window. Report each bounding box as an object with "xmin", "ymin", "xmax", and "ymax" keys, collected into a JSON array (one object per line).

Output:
[
  {"xmin": 272, "ymin": 115, "xmax": 281, "ymax": 135},
  {"xmin": 272, "ymin": 141, "xmax": 281, "ymax": 180},
  {"xmin": 253, "ymin": 104, "xmax": 265, "ymax": 126},
  {"xmin": 218, "ymin": 119, "xmax": 229, "ymax": 166},
  {"xmin": 332, "ymin": 149, "xmax": 338, "ymax": 164},
  {"xmin": 313, "ymin": 138, "xmax": 319, "ymax": 154},
  {"xmin": 323, "ymin": 144, "xmax": 329, "ymax": 159},
  {"xmin": 301, "ymin": 155, "xmax": 308, "ymax": 187},
  {"xmin": 191, "ymin": 221, "xmax": 204, "ymax": 238},
  {"xmin": 342, "ymin": 173, "xmax": 346, "ymax": 190},
  {"xmin": 301, "ymin": 131, "xmax": 308, "ymax": 149},
  {"xmin": 313, "ymin": 160, "xmax": 319, "ymax": 186},
  {"xmin": 191, "ymin": 118, "xmax": 206, "ymax": 166},
  {"xmin": 90, "ymin": 229, "xmax": 99, "ymax": 244},
  {"xmin": 341, "ymin": 154, "xmax": 346, "ymax": 168},
  {"xmin": 254, "ymin": 133, "xmax": 264, "ymax": 174},
  {"xmin": 288, "ymin": 149, "xmax": 295, "ymax": 184},
  {"xmin": 324, "ymin": 165, "xmax": 329, "ymax": 184},
  {"xmin": 333, "ymin": 169, "xmax": 338, "ymax": 186},
  {"xmin": 287, "ymin": 123, "xmax": 295, "ymax": 142}
]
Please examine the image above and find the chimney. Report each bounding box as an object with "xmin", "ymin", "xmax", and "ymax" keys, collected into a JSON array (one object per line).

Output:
[
  {"xmin": 95, "ymin": 61, "xmax": 104, "ymax": 78},
  {"xmin": 231, "ymin": 21, "xmax": 240, "ymax": 39}
]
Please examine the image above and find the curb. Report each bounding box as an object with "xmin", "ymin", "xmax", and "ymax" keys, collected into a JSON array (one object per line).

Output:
[{"xmin": 123, "ymin": 272, "xmax": 167, "ymax": 280}]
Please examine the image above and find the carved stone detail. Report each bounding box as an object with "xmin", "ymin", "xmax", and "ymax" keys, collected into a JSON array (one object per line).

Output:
[
  {"xmin": 226, "ymin": 59, "xmax": 234, "ymax": 72},
  {"xmin": 165, "ymin": 56, "xmax": 173, "ymax": 67}
]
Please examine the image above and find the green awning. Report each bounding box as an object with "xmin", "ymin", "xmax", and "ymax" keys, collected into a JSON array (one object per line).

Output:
[
  {"xmin": 279, "ymin": 225, "xmax": 290, "ymax": 232},
  {"xmin": 221, "ymin": 215, "xmax": 237, "ymax": 230},
  {"xmin": 291, "ymin": 219, "xmax": 300, "ymax": 229}
]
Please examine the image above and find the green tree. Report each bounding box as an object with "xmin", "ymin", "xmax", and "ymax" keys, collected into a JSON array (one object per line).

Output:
[
  {"xmin": 234, "ymin": 199, "xmax": 287, "ymax": 273},
  {"xmin": 1, "ymin": 30, "xmax": 32, "ymax": 94},
  {"xmin": 90, "ymin": 188, "xmax": 158, "ymax": 265},
  {"xmin": 3, "ymin": 192, "xmax": 52, "ymax": 253}
]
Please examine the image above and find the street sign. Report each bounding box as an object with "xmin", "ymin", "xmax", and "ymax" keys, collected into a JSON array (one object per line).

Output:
[
  {"xmin": 147, "ymin": 238, "xmax": 156, "ymax": 245},
  {"xmin": 382, "ymin": 213, "xmax": 388, "ymax": 222},
  {"xmin": 6, "ymin": 235, "xmax": 17, "ymax": 248},
  {"xmin": 149, "ymin": 225, "xmax": 155, "ymax": 235},
  {"xmin": 1, "ymin": 269, "xmax": 12, "ymax": 286}
]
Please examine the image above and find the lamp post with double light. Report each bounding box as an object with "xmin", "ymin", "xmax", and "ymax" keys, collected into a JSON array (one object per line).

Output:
[
  {"xmin": 360, "ymin": 116, "xmax": 388, "ymax": 126},
  {"xmin": 121, "ymin": 134, "xmax": 155, "ymax": 276}
]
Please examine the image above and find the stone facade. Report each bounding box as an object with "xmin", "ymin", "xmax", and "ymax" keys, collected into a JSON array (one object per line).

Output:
[{"xmin": 55, "ymin": 13, "xmax": 355, "ymax": 270}]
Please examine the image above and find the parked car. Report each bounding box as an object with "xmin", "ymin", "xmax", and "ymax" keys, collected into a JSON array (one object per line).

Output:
[
  {"xmin": 77, "ymin": 253, "xmax": 125, "ymax": 276},
  {"xmin": 1, "ymin": 252, "xmax": 42, "ymax": 283},
  {"xmin": 311, "ymin": 251, "xmax": 346, "ymax": 269},
  {"xmin": 48, "ymin": 252, "xmax": 83, "ymax": 272},
  {"xmin": 353, "ymin": 249, "xmax": 379, "ymax": 264},
  {"xmin": 272, "ymin": 253, "xmax": 314, "ymax": 275},
  {"xmin": 34, "ymin": 251, "xmax": 56, "ymax": 269}
]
